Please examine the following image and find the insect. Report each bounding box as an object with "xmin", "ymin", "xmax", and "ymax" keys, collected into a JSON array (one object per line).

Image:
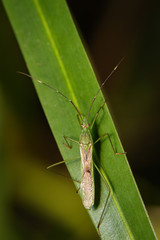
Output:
[{"xmin": 18, "ymin": 58, "xmax": 126, "ymax": 238}]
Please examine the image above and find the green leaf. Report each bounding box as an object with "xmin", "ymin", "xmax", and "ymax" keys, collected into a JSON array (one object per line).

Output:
[{"xmin": 2, "ymin": 0, "xmax": 157, "ymax": 239}]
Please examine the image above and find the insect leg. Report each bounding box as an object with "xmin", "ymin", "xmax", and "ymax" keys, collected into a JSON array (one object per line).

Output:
[
  {"xmin": 47, "ymin": 158, "xmax": 81, "ymax": 186},
  {"xmin": 93, "ymin": 162, "xmax": 111, "ymax": 238},
  {"xmin": 63, "ymin": 136, "xmax": 79, "ymax": 149},
  {"xmin": 76, "ymin": 186, "xmax": 81, "ymax": 193},
  {"xmin": 62, "ymin": 137, "xmax": 82, "ymax": 192},
  {"xmin": 94, "ymin": 132, "xmax": 126, "ymax": 155},
  {"xmin": 90, "ymin": 101, "xmax": 105, "ymax": 130},
  {"xmin": 76, "ymin": 114, "xmax": 82, "ymax": 127},
  {"xmin": 47, "ymin": 156, "xmax": 80, "ymax": 169}
]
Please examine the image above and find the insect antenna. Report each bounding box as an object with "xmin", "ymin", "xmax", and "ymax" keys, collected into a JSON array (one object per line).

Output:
[
  {"xmin": 17, "ymin": 71, "xmax": 83, "ymax": 121},
  {"xmin": 87, "ymin": 57, "xmax": 125, "ymax": 121}
]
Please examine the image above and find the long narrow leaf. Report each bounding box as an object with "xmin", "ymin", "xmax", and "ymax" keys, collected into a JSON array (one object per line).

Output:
[{"xmin": 2, "ymin": 0, "xmax": 157, "ymax": 239}]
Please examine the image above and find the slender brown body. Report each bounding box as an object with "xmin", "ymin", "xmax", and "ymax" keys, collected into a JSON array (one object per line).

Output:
[{"xmin": 79, "ymin": 119, "xmax": 95, "ymax": 209}]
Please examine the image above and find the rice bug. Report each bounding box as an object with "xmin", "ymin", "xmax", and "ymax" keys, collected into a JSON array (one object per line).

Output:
[{"xmin": 18, "ymin": 58, "xmax": 126, "ymax": 238}]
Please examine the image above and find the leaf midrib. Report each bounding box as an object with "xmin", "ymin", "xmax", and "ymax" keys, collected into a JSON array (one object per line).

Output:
[{"xmin": 33, "ymin": 0, "xmax": 80, "ymax": 108}]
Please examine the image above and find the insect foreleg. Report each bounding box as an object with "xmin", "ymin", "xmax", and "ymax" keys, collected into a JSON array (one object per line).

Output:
[
  {"xmin": 63, "ymin": 136, "xmax": 79, "ymax": 149},
  {"xmin": 90, "ymin": 101, "xmax": 105, "ymax": 130},
  {"xmin": 76, "ymin": 114, "xmax": 82, "ymax": 127},
  {"xmin": 94, "ymin": 132, "xmax": 126, "ymax": 155}
]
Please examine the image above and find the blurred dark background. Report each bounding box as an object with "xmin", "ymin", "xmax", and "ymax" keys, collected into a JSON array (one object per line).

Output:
[{"xmin": 1, "ymin": 0, "xmax": 160, "ymax": 239}]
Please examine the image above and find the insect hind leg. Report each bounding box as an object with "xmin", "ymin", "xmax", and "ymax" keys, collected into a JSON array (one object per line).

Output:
[{"xmin": 93, "ymin": 162, "xmax": 111, "ymax": 238}]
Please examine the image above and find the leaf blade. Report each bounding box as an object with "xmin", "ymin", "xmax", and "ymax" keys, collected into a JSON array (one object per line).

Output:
[{"xmin": 2, "ymin": 0, "xmax": 157, "ymax": 239}]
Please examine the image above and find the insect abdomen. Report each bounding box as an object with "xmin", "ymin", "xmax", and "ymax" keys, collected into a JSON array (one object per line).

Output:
[
  {"xmin": 81, "ymin": 170, "xmax": 94, "ymax": 209},
  {"xmin": 80, "ymin": 140, "xmax": 94, "ymax": 209}
]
